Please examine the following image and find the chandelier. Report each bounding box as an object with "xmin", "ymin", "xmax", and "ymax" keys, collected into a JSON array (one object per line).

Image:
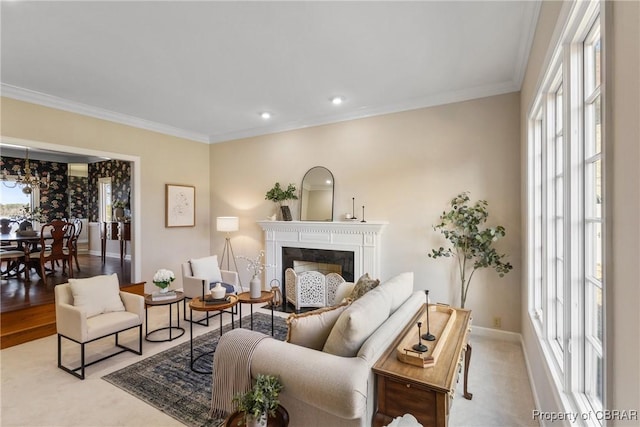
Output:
[{"xmin": 1, "ymin": 148, "xmax": 50, "ymax": 194}]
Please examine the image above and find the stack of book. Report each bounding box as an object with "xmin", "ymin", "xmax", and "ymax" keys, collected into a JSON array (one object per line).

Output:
[
  {"xmin": 203, "ymin": 295, "xmax": 231, "ymax": 305},
  {"xmin": 151, "ymin": 290, "xmax": 177, "ymax": 301}
]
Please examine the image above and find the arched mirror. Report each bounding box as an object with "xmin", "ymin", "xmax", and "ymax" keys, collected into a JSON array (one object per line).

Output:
[{"xmin": 300, "ymin": 166, "xmax": 334, "ymax": 221}]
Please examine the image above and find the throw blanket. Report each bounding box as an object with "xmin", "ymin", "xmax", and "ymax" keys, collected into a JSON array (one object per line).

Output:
[{"xmin": 209, "ymin": 328, "xmax": 271, "ymax": 419}]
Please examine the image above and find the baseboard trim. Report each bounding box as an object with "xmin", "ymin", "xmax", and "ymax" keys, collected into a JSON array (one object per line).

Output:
[{"xmin": 470, "ymin": 325, "xmax": 522, "ymax": 342}]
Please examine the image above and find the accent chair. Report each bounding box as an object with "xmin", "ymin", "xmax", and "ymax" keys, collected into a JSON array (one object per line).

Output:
[{"xmin": 54, "ymin": 273, "xmax": 143, "ymax": 379}]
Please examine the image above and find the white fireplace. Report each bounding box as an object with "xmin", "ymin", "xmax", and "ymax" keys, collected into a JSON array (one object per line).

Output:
[{"xmin": 257, "ymin": 220, "xmax": 388, "ymax": 290}]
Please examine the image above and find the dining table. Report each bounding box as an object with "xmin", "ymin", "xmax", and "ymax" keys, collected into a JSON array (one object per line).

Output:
[{"xmin": 1, "ymin": 232, "xmax": 42, "ymax": 282}]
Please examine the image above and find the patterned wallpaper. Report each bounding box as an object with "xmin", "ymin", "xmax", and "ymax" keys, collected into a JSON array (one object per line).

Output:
[
  {"xmin": 0, "ymin": 156, "xmax": 68, "ymax": 221},
  {"xmin": 88, "ymin": 160, "xmax": 131, "ymax": 222},
  {"xmin": 1, "ymin": 156, "xmax": 131, "ymax": 223},
  {"xmin": 68, "ymin": 175, "xmax": 89, "ymax": 219}
]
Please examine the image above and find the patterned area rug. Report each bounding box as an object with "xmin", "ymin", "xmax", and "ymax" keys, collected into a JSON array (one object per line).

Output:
[{"xmin": 103, "ymin": 313, "xmax": 288, "ymax": 427}]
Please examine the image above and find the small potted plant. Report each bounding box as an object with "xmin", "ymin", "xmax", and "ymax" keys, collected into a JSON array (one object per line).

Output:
[
  {"xmin": 265, "ymin": 182, "xmax": 298, "ymax": 221},
  {"xmin": 232, "ymin": 374, "xmax": 283, "ymax": 427}
]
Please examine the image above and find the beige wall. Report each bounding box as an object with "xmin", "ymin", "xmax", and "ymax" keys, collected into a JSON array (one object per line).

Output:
[
  {"xmin": 607, "ymin": 0, "xmax": 640, "ymax": 421},
  {"xmin": 211, "ymin": 92, "xmax": 522, "ymax": 331},
  {"xmin": 520, "ymin": 0, "xmax": 640, "ymax": 421},
  {"xmin": 1, "ymin": 97, "xmax": 213, "ymax": 293}
]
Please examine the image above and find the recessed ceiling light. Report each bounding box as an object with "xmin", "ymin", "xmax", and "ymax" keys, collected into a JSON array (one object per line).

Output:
[
  {"xmin": 331, "ymin": 96, "xmax": 345, "ymax": 105},
  {"xmin": 260, "ymin": 112, "xmax": 271, "ymax": 119}
]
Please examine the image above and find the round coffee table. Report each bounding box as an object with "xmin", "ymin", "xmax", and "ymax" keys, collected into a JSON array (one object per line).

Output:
[
  {"xmin": 144, "ymin": 291, "xmax": 186, "ymax": 342},
  {"xmin": 223, "ymin": 404, "xmax": 289, "ymax": 427},
  {"xmin": 188, "ymin": 294, "xmax": 238, "ymax": 374},
  {"xmin": 237, "ymin": 291, "xmax": 275, "ymax": 335}
]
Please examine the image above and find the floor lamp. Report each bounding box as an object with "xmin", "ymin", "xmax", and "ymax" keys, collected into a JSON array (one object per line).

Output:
[{"xmin": 216, "ymin": 216, "xmax": 242, "ymax": 289}]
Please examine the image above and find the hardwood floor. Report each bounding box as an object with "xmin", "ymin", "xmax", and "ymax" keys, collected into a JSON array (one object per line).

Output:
[
  {"xmin": 0, "ymin": 254, "xmax": 134, "ymax": 349},
  {"xmin": 1, "ymin": 253, "xmax": 131, "ymax": 313}
]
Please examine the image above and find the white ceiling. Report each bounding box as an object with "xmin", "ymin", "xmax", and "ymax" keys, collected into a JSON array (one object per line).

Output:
[{"xmin": 1, "ymin": 1, "xmax": 540, "ymax": 145}]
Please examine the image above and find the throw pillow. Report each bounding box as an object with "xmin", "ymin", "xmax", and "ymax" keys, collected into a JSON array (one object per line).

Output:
[
  {"xmin": 190, "ymin": 255, "xmax": 223, "ymax": 284},
  {"xmin": 286, "ymin": 301, "xmax": 350, "ymax": 350},
  {"xmin": 322, "ymin": 285, "xmax": 392, "ymax": 357},
  {"xmin": 332, "ymin": 282, "xmax": 355, "ymax": 305},
  {"xmin": 69, "ymin": 273, "xmax": 125, "ymax": 318},
  {"xmin": 348, "ymin": 273, "xmax": 380, "ymax": 301}
]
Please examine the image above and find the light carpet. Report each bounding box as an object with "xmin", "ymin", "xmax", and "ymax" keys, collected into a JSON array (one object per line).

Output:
[{"xmin": 103, "ymin": 313, "xmax": 288, "ymax": 427}]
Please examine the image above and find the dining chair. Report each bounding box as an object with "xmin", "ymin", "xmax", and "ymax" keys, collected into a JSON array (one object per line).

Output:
[
  {"xmin": 1, "ymin": 249, "xmax": 26, "ymax": 281},
  {"xmin": 0, "ymin": 219, "xmax": 20, "ymax": 250},
  {"xmin": 29, "ymin": 220, "xmax": 75, "ymax": 282},
  {"xmin": 70, "ymin": 218, "xmax": 83, "ymax": 272}
]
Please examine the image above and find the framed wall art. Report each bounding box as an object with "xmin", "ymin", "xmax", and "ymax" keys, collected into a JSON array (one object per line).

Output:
[{"xmin": 165, "ymin": 184, "xmax": 195, "ymax": 227}]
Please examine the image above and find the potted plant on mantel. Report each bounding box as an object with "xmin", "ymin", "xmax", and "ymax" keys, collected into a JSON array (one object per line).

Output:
[
  {"xmin": 428, "ymin": 192, "xmax": 513, "ymax": 308},
  {"xmin": 265, "ymin": 182, "xmax": 298, "ymax": 221},
  {"xmin": 232, "ymin": 374, "xmax": 284, "ymax": 427}
]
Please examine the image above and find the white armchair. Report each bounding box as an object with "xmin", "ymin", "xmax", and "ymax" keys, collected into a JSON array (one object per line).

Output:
[
  {"xmin": 55, "ymin": 274, "xmax": 143, "ymax": 379},
  {"xmin": 180, "ymin": 255, "xmax": 240, "ymax": 325},
  {"xmin": 285, "ymin": 268, "xmax": 347, "ymax": 312}
]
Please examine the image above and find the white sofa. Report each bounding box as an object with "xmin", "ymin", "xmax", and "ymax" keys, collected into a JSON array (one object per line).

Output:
[{"xmin": 216, "ymin": 272, "xmax": 422, "ymax": 427}]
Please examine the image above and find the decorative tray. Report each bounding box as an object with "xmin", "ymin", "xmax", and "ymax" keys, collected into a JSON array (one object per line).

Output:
[{"xmin": 395, "ymin": 304, "xmax": 457, "ymax": 368}]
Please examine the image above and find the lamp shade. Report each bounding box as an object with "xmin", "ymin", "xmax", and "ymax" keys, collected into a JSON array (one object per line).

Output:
[{"xmin": 216, "ymin": 216, "xmax": 239, "ymax": 232}]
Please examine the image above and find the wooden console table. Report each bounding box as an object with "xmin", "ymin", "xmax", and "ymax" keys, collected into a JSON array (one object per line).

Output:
[
  {"xmin": 101, "ymin": 221, "xmax": 130, "ymax": 265},
  {"xmin": 372, "ymin": 304, "xmax": 472, "ymax": 427}
]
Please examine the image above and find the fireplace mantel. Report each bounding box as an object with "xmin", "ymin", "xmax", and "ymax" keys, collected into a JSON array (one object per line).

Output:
[{"xmin": 257, "ymin": 220, "xmax": 388, "ymax": 288}]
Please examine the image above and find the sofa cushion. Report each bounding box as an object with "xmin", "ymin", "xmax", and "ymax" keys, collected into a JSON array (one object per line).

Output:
[
  {"xmin": 190, "ymin": 255, "xmax": 222, "ymax": 283},
  {"xmin": 286, "ymin": 301, "xmax": 350, "ymax": 350},
  {"xmin": 69, "ymin": 273, "xmax": 125, "ymax": 318},
  {"xmin": 376, "ymin": 272, "xmax": 414, "ymax": 313},
  {"xmin": 322, "ymin": 285, "xmax": 392, "ymax": 357},
  {"xmin": 348, "ymin": 273, "xmax": 380, "ymax": 301}
]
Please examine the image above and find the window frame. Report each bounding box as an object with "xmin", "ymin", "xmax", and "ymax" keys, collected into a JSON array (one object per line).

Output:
[
  {"xmin": 98, "ymin": 177, "xmax": 113, "ymax": 223},
  {"xmin": 526, "ymin": 1, "xmax": 604, "ymax": 423}
]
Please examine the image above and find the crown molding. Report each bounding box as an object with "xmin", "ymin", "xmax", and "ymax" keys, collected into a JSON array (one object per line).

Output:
[
  {"xmin": 2, "ymin": 78, "xmax": 520, "ymax": 146},
  {"xmin": 1, "ymin": 84, "xmax": 210, "ymax": 144},
  {"xmin": 208, "ymin": 80, "xmax": 520, "ymax": 144},
  {"xmin": 513, "ymin": 1, "xmax": 542, "ymax": 88}
]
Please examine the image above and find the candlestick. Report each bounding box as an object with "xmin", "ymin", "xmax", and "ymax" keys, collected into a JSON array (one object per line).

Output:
[
  {"xmin": 422, "ymin": 290, "xmax": 436, "ymax": 341},
  {"xmin": 412, "ymin": 321, "xmax": 428, "ymax": 352},
  {"xmin": 361, "ymin": 205, "xmax": 366, "ymax": 223},
  {"xmin": 351, "ymin": 197, "xmax": 357, "ymax": 220}
]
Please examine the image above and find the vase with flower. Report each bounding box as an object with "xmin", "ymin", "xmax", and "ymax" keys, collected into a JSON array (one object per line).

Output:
[
  {"xmin": 112, "ymin": 200, "xmax": 126, "ymax": 221},
  {"xmin": 237, "ymin": 250, "xmax": 271, "ymax": 298},
  {"xmin": 153, "ymin": 268, "xmax": 175, "ymax": 294}
]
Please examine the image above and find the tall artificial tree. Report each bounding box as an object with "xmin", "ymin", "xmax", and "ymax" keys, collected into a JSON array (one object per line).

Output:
[{"xmin": 429, "ymin": 192, "xmax": 513, "ymax": 308}]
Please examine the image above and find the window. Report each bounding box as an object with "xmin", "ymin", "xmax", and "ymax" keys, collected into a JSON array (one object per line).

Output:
[
  {"xmin": 0, "ymin": 181, "xmax": 39, "ymax": 220},
  {"xmin": 98, "ymin": 177, "xmax": 112, "ymax": 222},
  {"xmin": 549, "ymin": 76, "xmax": 565, "ymax": 361},
  {"xmin": 583, "ymin": 18, "xmax": 603, "ymax": 412},
  {"xmin": 527, "ymin": 1, "xmax": 603, "ymax": 422},
  {"xmin": 530, "ymin": 107, "xmax": 544, "ymax": 327}
]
